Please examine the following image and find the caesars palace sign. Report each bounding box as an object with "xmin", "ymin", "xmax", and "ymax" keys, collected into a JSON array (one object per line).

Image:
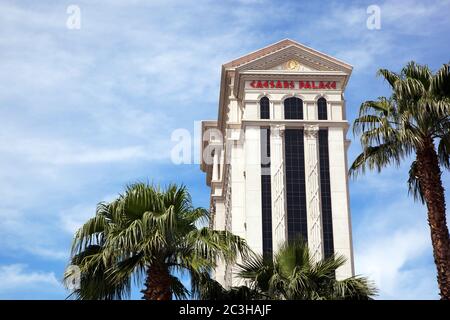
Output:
[{"xmin": 248, "ymin": 80, "xmax": 337, "ymax": 90}]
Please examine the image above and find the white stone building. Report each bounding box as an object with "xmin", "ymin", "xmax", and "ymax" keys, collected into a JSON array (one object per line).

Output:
[{"xmin": 200, "ymin": 39, "xmax": 355, "ymax": 287}]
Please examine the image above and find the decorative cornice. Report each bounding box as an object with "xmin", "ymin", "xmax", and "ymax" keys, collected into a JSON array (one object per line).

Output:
[
  {"xmin": 243, "ymin": 98, "xmax": 341, "ymax": 104},
  {"xmin": 242, "ymin": 119, "xmax": 349, "ymax": 129}
]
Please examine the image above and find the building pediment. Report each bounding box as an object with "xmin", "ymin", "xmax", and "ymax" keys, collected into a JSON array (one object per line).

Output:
[
  {"xmin": 224, "ymin": 39, "xmax": 352, "ymax": 74},
  {"xmin": 235, "ymin": 45, "xmax": 349, "ymax": 73}
]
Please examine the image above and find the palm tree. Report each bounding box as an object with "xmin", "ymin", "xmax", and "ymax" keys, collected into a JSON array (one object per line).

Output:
[
  {"xmin": 191, "ymin": 271, "xmax": 263, "ymax": 300},
  {"xmin": 350, "ymin": 62, "xmax": 450, "ymax": 299},
  {"xmin": 65, "ymin": 183, "xmax": 249, "ymax": 300},
  {"xmin": 235, "ymin": 240, "xmax": 376, "ymax": 300}
]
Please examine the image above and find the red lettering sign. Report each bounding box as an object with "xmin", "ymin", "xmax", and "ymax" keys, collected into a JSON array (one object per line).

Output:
[{"xmin": 250, "ymin": 80, "xmax": 336, "ymax": 89}]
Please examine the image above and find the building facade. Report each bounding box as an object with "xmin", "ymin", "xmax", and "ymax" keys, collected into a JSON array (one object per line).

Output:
[{"xmin": 200, "ymin": 39, "xmax": 355, "ymax": 287}]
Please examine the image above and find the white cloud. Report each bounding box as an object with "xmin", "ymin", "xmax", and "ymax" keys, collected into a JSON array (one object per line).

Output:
[
  {"xmin": 0, "ymin": 264, "xmax": 63, "ymax": 298},
  {"xmin": 380, "ymin": 0, "xmax": 450, "ymax": 35},
  {"xmin": 60, "ymin": 193, "xmax": 118, "ymax": 235},
  {"xmin": 354, "ymin": 197, "xmax": 439, "ymax": 299},
  {"xmin": 27, "ymin": 247, "xmax": 68, "ymax": 261},
  {"xmin": 310, "ymin": 0, "xmax": 450, "ymax": 72},
  {"xmin": 60, "ymin": 204, "xmax": 98, "ymax": 235},
  {"xmin": 0, "ymin": 137, "xmax": 157, "ymax": 165},
  {"xmin": 349, "ymin": 163, "xmax": 414, "ymax": 197},
  {"xmin": 0, "ymin": 209, "xmax": 68, "ymax": 262}
]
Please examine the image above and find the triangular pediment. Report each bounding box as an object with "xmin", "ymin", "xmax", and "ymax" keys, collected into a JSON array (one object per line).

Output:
[{"xmin": 224, "ymin": 39, "xmax": 352, "ymax": 74}]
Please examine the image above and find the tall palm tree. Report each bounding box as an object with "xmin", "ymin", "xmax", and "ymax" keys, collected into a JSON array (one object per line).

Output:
[
  {"xmin": 65, "ymin": 183, "xmax": 249, "ymax": 300},
  {"xmin": 350, "ymin": 62, "xmax": 450, "ymax": 299},
  {"xmin": 236, "ymin": 240, "xmax": 376, "ymax": 300}
]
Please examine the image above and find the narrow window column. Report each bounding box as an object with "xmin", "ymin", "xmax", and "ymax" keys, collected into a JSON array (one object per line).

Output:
[
  {"xmin": 304, "ymin": 125, "xmax": 324, "ymax": 262},
  {"xmin": 270, "ymin": 125, "xmax": 287, "ymax": 253},
  {"xmin": 212, "ymin": 150, "xmax": 220, "ymax": 181},
  {"xmin": 219, "ymin": 149, "xmax": 225, "ymax": 181},
  {"xmin": 260, "ymin": 127, "xmax": 272, "ymax": 257}
]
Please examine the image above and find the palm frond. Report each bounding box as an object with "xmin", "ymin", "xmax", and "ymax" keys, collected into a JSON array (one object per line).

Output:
[
  {"xmin": 394, "ymin": 77, "xmax": 426, "ymax": 102},
  {"xmin": 237, "ymin": 252, "xmax": 273, "ymax": 292},
  {"xmin": 187, "ymin": 228, "xmax": 250, "ymax": 264},
  {"xmin": 332, "ymin": 276, "xmax": 377, "ymax": 300},
  {"xmin": 430, "ymin": 63, "xmax": 450, "ymax": 96},
  {"xmin": 377, "ymin": 68, "xmax": 400, "ymax": 88},
  {"xmin": 402, "ymin": 61, "xmax": 432, "ymax": 90},
  {"xmin": 234, "ymin": 240, "xmax": 375, "ymax": 300},
  {"xmin": 437, "ymin": 133, "xmax": 450, "ymax": 169},
  {"xmin": 349, "ymin": 142, "xmax": 405, "ymax": 177},
  {"xmin": 170, "ymin": 275, "xmax": 190, "ymax": 300},
  {"xmin": 66, "ymin": 245, "xmax": 131, "ymax": 300}
]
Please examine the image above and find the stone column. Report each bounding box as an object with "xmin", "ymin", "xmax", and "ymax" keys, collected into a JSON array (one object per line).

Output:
[
  {"xmin": 328, "ymin": 126, "xmax": 354, "ymax": 279},
  {"xmin": 212, "ymin": 200, "xmax": 227, "ymax": 286},
  {"xmin": 270, "ymin": 125, "xmax": 287, "ymax": 253},
  {"xmin": 229, "ymin": 131, "xmax": 245, "ymax": 288},
  {"xmin": 244, "ymin": 125, "xmax": 262, "ymax": 255},
  {"xmin": 304, "ymin": 125, "xmax": 324, "ymax": 262}
]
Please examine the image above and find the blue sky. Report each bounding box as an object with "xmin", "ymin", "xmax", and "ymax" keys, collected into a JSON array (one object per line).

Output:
[{"xmin": 0, "ymin": 0, "xmax": 449, "ymax": 299}]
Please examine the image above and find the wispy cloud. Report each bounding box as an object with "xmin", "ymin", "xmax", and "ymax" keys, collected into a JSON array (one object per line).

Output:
[
  {"xmin": 59, "ymin": 193, "xmax": 118, "ymax": 235},
  {"xmin": 0, "ymin": 208, "xmax": 68, "ymax": 261},
  {"xmin": 354, "ymin": 197, "xmax": 438, "ymax": 299},
  {"xmin": 310, "ymin": 0, "xmax": 450, "ymax": 71},
  {"xmin": 0, "ymin": 264, "xmax": 63, "ymax": 299}
]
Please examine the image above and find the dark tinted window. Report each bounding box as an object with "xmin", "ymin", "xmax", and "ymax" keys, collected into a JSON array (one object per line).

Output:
[
  {"xmin": 284, "ymin": 97, "xmax": 303, "ymax": 120},
  {"xmin": 260, "ymin": 97, "xmax": 270, "ymax": 119},
  {"xmin": 319, "ymin": 129, "xmax": 334, "ymax": 258},
  {"xmin": 318, "ymin": 97, "xmax": 327, "ymax": 120},
  {"xmin": 260, "ymin": 128, "xmax": 272, "ymax": 256},
  {"xmin": 284, "ymin": 129, "xmax": 308, "ymax": 242}
]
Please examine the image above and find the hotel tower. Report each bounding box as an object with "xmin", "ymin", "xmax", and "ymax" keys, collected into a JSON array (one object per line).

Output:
[{"xmin": 200, "ymin": 39, "xmax": 354, "ymax": 287}]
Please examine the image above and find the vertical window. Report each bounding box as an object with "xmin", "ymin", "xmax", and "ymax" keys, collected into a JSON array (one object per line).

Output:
[
  {"xmin": 318, "ymin": 129, "xmax": 334, "ymax": 258},
  {"xmin": 260, "ymin": 127, "xmax": 272, "ymax": 256},
  {"xmin": 260, "ymin": 97, "xmax": 270, "ymax": 119},
  {"xmin": 318, "ymin": 97, "xmax": 327, "ymax": 120},
  {"xmin": 284, "ymin": 98, "xmax": 306, "ymax": 243},
  {"xmin": 284, "ymin": 129, "xmax": 308, "ymax": 242},
  {"xmin": 284, "ymin": 97, "xmax": 303, "ymax": 120}
]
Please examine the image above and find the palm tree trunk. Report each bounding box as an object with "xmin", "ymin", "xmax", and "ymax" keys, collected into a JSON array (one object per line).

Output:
[
  {"xmin": 141, "ymin": 263, "xmax": 172, "ymax": 300},
  {"xmin": 416, "ymin": 138, "xmax": 450, "ymax": 300}
]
